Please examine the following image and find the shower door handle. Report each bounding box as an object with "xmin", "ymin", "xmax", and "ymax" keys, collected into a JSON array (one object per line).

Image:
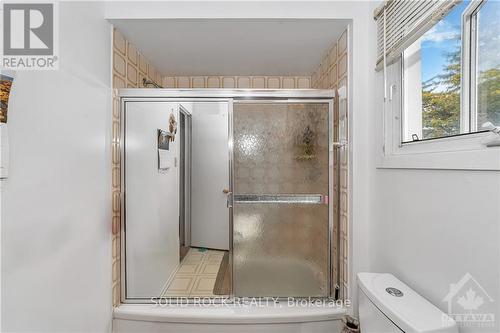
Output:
[
  {"xmin": 233, "ymin": 194, "xmax": 324, "ymax": 204},
  {"xmin": 226, "ymin": 191, "xmax": 233, "ymax": 208},
  {"xmin": 223, "ymin": 189, "xmax": 233, "ymax": 208}
]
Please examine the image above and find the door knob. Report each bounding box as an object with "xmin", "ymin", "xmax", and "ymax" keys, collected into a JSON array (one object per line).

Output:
[{"xmin": 222, "ymin": 188, "xmax": 230, "ymax": 194}]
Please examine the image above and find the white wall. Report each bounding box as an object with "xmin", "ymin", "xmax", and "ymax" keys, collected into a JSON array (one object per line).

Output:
[
  {"xmin": 1, "ymin": 2, "xmax": 112, "ymax": 332},
  {"xmin": 371, "ymin": 169, "xmax": 500, "ymax": 332},
  {"xmin": 368, "ymin": 3, "xmax": 500, "ymax": 332},
  {"xmin": 124, "ymin": 102, "xmax": 179, "ymax": 297}
]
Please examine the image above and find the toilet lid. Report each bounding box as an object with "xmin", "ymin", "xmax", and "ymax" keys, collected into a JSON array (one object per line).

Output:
[{"xmin": 358, "ymin": 273, "xmax": 457, "ymax": 333}]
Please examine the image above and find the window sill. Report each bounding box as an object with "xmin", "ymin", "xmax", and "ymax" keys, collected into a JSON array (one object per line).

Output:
[{"xmin": 378, "ymin": 132, "xmax": 500, "ymax": 171}]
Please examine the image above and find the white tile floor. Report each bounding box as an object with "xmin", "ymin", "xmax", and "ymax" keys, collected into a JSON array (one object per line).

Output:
[{"xmin": 162, "ymin": 248, "xmax": 225, "ymax": 297}]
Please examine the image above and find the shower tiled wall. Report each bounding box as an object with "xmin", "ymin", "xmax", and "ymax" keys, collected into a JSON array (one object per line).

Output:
[
  {"xmin": 162, "ymin": 76, "xmax": 311, "ymax": 89},
  {"xmin": 312, "ymin": 28, "xmax": 349, "ymax": 300},
  {"xmin": 112, "ymin": 28, "xmax": 165, "ymax": 306},
  {"xmin": 113, "ymin": 29, "xmax": 163, "ymax": 90}
]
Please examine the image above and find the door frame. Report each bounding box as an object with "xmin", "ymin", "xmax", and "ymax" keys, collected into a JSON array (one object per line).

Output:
[
  {"xmin": 178, "ymin": 105, "xmax": 192, "ymax": 260},
  {"xmin": 228, "ymin": 100, "xmax": 235, "ymax": 296},
  {"xmin": 119, "ymin": 90, "xmax": 337, "ymax": 304}
]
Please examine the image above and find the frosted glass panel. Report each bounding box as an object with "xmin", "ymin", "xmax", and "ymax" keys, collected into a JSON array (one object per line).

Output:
[
  {"xmin": 233, "ymin": 103, "xmax": 330, "ymax": 297},
  {"xmin": 233, "ymin": 204, "xmax": 328, "ymax": 297},
  {"xmin": 233, "ymin": 103, "xmax": 329, "ymax": 194},
  {"xmin": 124, "ymin": 102, "xmax": 180, "ymax": 298}
]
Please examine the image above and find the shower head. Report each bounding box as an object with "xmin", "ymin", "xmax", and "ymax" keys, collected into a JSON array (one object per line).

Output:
[{"xmin": 142, "ymin": 78, "xmax": 163, "ymax": 88}]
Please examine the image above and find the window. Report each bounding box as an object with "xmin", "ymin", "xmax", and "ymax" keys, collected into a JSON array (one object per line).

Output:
[
  {"xmin": 401, "ymin": 0, "xmax": 500, "ymax": 143},
  {"xmin": 474, "ymin": 0, "xmax": 500, "ymax": 130}
]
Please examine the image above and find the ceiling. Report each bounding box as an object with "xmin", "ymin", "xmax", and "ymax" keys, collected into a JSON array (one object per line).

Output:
[{"xmin": 111, "ymin": 19, "xmax": 349, "ymax": 76}]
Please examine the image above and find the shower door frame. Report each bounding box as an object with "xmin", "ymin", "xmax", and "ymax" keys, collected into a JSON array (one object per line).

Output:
[{"xmin": 119, "ymin": 89, "xmax": 337, "ymax": 304}]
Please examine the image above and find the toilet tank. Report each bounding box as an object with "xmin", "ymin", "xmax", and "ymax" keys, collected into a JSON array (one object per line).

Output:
[{"xmin": 357, "ymin": 273, "xmax": 458, "ymax": 333}]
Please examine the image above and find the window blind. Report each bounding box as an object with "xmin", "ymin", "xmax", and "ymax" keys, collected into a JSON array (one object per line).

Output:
[{"xmin": 374, "ymin": 0, "xmax": 460, "ymax": 71}]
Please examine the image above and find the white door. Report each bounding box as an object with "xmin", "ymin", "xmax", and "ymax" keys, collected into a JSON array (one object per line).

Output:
[{"xmin": 190, "ymin": 102, "xmax": 230, "ymax": 250}]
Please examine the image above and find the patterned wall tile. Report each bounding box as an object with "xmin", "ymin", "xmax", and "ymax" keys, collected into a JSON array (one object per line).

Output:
[
  {"xmin": 320, "ymin": 60, "xmax": 327, "ymax": 78},
  {"xmin": 127, "ymin": 42, "xmax": 138, "ymax": 66},
  {"xmin": 192, "ymin": 76, "xmax": 206, "ymax": 88},
  {"xmin": 222, "ymin": 77, "xmax": 235, "ymax": 88},
  {"xmin": 112, "ymin": 216, "xmax": 120, "ymax": 235},
  {"xmin": 163, "ymin": 77, "xmax": 176, "ymax": 88},
  {"xmin": 207, "ymin": 77, "xmax": 220, "ymax": 88},
  {"xmin": 322, "ymin": 75, "xmax": 329, "ymax": 90},
  {"xmin": 127, "ymin": 63, "xmax": 137, "ymax": 85},
  {"xmin": 154, "ymin": 71, "xmax": 161, "ymax": 85},
  {"xmin": 138, "ymin": 53, "xmax": 148, "ymax": 74},
  {"xmin": 297, "ymin": 77, "xmax": 311, "ymax": 89},
  {"xmin": 329, "ymin": 45, "xmax": 337, "ymax": 68},
  {"xmin": 338, "ymin": 30, "xmax": 348, "ymax": 55},
  {"xmin": 237, "ymin": 77, "xmax": 251, "ymax": 88},
  {"xmin": 112, "ymin": 166, "xmax": 120, "ymax": 188},
  {"xmin": 282, "ymin": 77, "xmax": 295, "ymax": 89},
  {"xmin": 112, "ymin": 120, "xmax": 120, "ymax": 143},
  {"xmin": 113, "ymin": 52, "xmax": 126, "ymax": 77},
  {"xmin": 177, "ymin": 77, "xmax": 191, "ymax": 88},
  {"xmin": 153, "ymin": 75, "xmax": 311, "ymax": 89},
  {"xmin": 338, "ymin": 53, "xmax": 347, "ymax": 79},
  {"xmin": 113, "ymin": 75, "xmax": 126, "ymax": 90},
  {"xmin": 267, "ymin": 77, "xmax": 280, "ymax": 89},
  {"xmin": 148, "ymin": 64, "xmax": 156, "ymax": 82},
  {"xmin": 330, "ymin": 65, "xmax": 337, "ymax": 88},
  {"xmin": 252, "ymin": 77, "xmax": 266, "ymax": 88},
  {"xmin": 112, "ymin": 143, "xmax": 120, "ymax": 165}
]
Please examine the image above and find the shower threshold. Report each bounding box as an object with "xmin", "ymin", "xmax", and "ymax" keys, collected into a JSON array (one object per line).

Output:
[{"xmin": 114, "ymin": 302, "xmax": 346, "ymax": 324}]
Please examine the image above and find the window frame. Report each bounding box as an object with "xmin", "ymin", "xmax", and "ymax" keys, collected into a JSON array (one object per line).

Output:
[
  {"xmin": 462, "ymin": 0, "xmax": 485, "ymax": 134},
  {"xmin": 378, "ymin": 0, "xmax": 500, "ymax": 170}
]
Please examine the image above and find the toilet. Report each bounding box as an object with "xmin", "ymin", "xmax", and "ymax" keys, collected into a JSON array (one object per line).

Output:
[{"xmin": 357, "ymin": 273, "xmax": 458, "ymax": 333}]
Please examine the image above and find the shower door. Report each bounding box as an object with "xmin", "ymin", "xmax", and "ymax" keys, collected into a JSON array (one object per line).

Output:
[{"xmin": 232, "ymin": 101, "xmax": 331, "ymax": 297}]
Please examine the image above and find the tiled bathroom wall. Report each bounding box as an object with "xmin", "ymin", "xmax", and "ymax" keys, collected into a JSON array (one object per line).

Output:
[
  {"xmin": 112, "ymin": 29, "xmax": 163, "ymax": 90},
  {"xmin": 311, "ymin": 28, "xmax": 349, "ymax": 300},
  {"xmin": 311, "ymin": 29, "xmax": 348, "ymax": 90},
  {"xmin": 162, "ymin": 76, "xmax": 311, "ymax": 89}
]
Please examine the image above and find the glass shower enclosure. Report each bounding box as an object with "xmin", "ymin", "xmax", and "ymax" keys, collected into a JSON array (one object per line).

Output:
[{"xmin": 119, "ymin": 90, "xmax": 335, "ymax": 302}]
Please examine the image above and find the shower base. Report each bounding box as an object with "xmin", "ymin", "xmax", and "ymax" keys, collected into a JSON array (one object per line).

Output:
[{"xmin": 113, "ymin": 304, "xmax": 344, "ymax": 332}]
